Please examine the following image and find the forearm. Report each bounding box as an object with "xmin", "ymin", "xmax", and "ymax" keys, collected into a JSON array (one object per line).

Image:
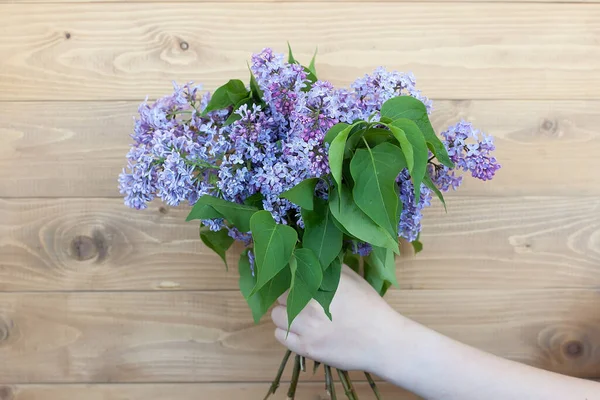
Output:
[{"xmin": 372, "ymin": 314, "xmax": 600, "ymax": 400}]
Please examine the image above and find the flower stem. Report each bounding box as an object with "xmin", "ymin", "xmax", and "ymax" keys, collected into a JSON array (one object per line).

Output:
[
  {"xmin": 263, "ymin": 349, "xmax": 292, "ymax": 400},
  {"xmin": 287, "ymin": 354, "xmax": 302, "ymax": 400},
  {"xmin": 325, "ymin": 365, "xmax": 337, "ymax": 400},
  {"xmin": 337, "ymin": 369, "xmax": 358, "ymax": 400},
  {"xmin": 365, "ymin": 372, "xmax": 382, "ymax": 399},
  {"xmin": 300, "ymin": 356, "xmax": 306, "ymax": 372},
  {"xmin": 313, "ymin": 361, "xmax": 321, "ymax": 375}
]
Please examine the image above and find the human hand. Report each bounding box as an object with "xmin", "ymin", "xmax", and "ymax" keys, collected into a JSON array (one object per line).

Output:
[{"xmin": 270, "ymin": 264, "xmax": 405, "ymax": 372}]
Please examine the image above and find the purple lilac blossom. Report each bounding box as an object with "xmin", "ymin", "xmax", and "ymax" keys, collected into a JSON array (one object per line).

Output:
[
  {"xmin": 121, "ymin": 48, "xmax": 498, "ymax": 249},
  {"xmin": 398, "ymin": 169, "xmax": 432, "ymax": 242}
]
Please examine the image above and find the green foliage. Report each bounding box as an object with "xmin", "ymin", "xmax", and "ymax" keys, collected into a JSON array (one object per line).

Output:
[
  {"xmin": 200, "ymin": 227, "xmax": 234, "ymax": 269},
  {"xmin": 239, "ymin": 251, "xmax": 292, "ymax": 324},
  {"xmin": 280, "ymin": 178, "xmax": 319, "ymax": 210},
  {"xmin": 247, "ymin": 62, "xmax": 263, "ymax": 102},
  {"xmin": 202, "ymin": 79, "xmax": 249, "ymax": 115},
  {"xmin": 386, "ymin": 125, "xmax": 414, "ymax": 172},
  {"xmin": 328, "ymin": 124, "xmax": 354, "ymax": 198},
  {"xmin": 287, "ymin": 42, "xmax": 297, "ymax": 64},
  {"xmin": 350, "ymin": 142, "xmax": 407, "ymax": 239},
  {"xmin": 301, "ymin": 198, "xmax": 344, "ymax": 269},
  {"xmin": 329, "ymin": 184, "xmax": 400, "ymax": 255},
  {"xmin": 243, "ymin": 192, "xmax": 265, "ymax": 208},
  {"xmin": 380, "ymin": 96, "xmax": 453, "ymax": 168},
  {"xmin": 389, "ymin": 118, "xmax": 428, "ymax": 201},
  {"xmin": 308, "ymin": 47, "xmax": 318, "ymax": 76},
  {"xmin": 366, "ymin": 246, "xmax": 398, "ymax": 287},
  {"xmin": 223, "ymin": 97, "xmax": 254, "ymax": 126},
  {"xmin": 364, "ymin": 253, "xmax": 393, "ymax": 296},
  {"xmin": 314, "ymin": 256, "xmax": 342, "ymax": 319},
  {"xmin": 250, "ymin": 211, "xmax": 298, "ymax": 294},
  {"xmin": 343, "ymin": 250, "xmax": 360, "ymax": 274},
  {"xmin": 424, "ymin": 174, "xmax": 447, "ymax": 212},
  {"xmin": 187, "ymin": 195, "xmax": 258, "ymax": 232},
  {"xmin": 287, "ymin": 248, "xmax": 323, "ymax": 328},
  {"xmin": 411, "ymin": 239, "xmax": 423, "ymax": 254},
  {"xmin": 324, "ymin": 122, "xmax": 350, "ymax": 145}
]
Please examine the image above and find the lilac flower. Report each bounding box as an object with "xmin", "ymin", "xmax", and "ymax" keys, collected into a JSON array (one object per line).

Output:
[
  {"xmin": 248, "ymin": 250, "xmax": 256, "ymax": 276},
  {"xmin": 227, "ymin": 227, "xmax": 253, "ymax": 247},
  {"xmin": 351, "ymin": 67, "xmax": 433, "ymax": 117},
  {"xmin": 397, "ymin": 170, "xmax": 432, "ymax": 242},
  {"xmin": 352, "ymin": 242, "xmax": 373, "ymax": 257},
  {"xmin": 441, "ymin": 121, "xmax": 501, "ymax": 181}
]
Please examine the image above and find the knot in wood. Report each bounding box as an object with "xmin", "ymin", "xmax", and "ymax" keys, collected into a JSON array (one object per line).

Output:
[
  {"xmin": 0, "ymin": 386, "xmax": 14, "ymax": 400},
  {"xmin": 0, "ymin": 317, "xmax": 12, "ymax": 343},
  {"xmin": 70, "ymin": 235, "xmax": 97, "ymax": 261},
  {"xmin": 563, "ymin": 340, "xmax": 584, "ymax": 358},
  {"xmin": 158, "ymin": 206, "xmax": 168, "ymax": 214},
  {"xmin": 539, "ymin": 118, "xmax": 559, "ymax": 136},
  {"xmin": 179, "ymin": 41, "xmax": 189, "ymax": 51}
]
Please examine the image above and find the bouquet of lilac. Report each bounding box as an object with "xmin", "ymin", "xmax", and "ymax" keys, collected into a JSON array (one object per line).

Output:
[{"xmin": 119, "ymin": 46, "xmax": 500, "ymax": 399}]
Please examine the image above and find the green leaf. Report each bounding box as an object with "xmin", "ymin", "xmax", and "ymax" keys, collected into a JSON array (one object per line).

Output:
[
  {"xmin": 350, "ymin": 142, "xmax": 407, "ymax": 239},
  {"xmin": 187, "ymin": 195, "xmax": 258, "ymax": 233},
  {"xmin": 343, "ymin": 250, "xmax": 360, "ymax": 274},
  {"xmin": 200, "ymin": 228, "xmax": 234, "ymax": 269},
  {"xmin": 280, "ymin": 178, "xmax": 319, "ymax": 210},
  {"xmin": 203, "ymin": 79, "xmax": 248, "ymax": 114},
  {"xmin": 363, "ymin": 257, "xmax": 391, "ymax": 296},
  {"xmin": 329, "ymin": 185, "xmax": 400, "ymax": 255},
  {"xmin": 423, "ymin": 174, "xmax": 447, "ymax": 212},
  {"xmin": 303, "ymin": 67, "xmax": 318, "ymax": 87},
  {"xmin": 239, "ymin": 252, "xmax": 292, "ymax": 324},
  {"xmin": 301, "ymin": 198, "xmax": 343, "ymax": 269},
  {"xmin": 324, "ymin": 122, "xmax": 350, "ymax": 145},
  {"xmin": 320, "ymin": 256, "xmax": 342, "ymax": 292},
  {"xmin": 287, "ymin": 248, "xmax": 323, "ymax": 328},
  {"xmin": 250, "ymin": 211, "xmax": 298, "ymax": 294},
  {"xmin": 361, "ymin": 127, "xmax": 393, "ymax": 148},
  {"xmin": 248, "ymin": 62, "xmax": 263, "ymax": 101},
  {"xmin": 314, "ymin": 257, "xmax": 342, "ymax": 320},
  {"xmin": 238, "ymin": 251, "xmax": 264, "ymax": 323},
  {"xmin": 223, "ymin": 97, "xmax": 254, "ymax": 126},
  {"xmin": 390, "ymin": 118, "xmax": 428, "ymax": 201},
  {"xmin": 328, "ymin": 125, "xmax": 354, "ymax": 199},
  {"xmin": 308, "ymin": 47, "xmax": 318, "ymax": 76},
  {"xmin": 411, "ymin": 239, "xmax": 423, "ymax": 254},
  {"xmin": 243, "ymin": 192, "xmax": 264, "ymax": 208},
  {"xmin": 386, "ymin": 125, "xmax": 414, "ymax": 172},
  {"xmin": 368, "ymin": 246, "xmax": 398, "ymax": 287},
  {"xmin": 380, "ymin": 96, "xmax": 453, "ymax": 168},
  {"xmin": 287, "ymin": 42, "xmax": 297, "ymax": 64}
]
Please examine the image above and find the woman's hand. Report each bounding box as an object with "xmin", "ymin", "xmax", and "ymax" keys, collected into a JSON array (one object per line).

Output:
[{"xmin": 270, "ymin": 264, "xmax": 405, "ymax": 373}]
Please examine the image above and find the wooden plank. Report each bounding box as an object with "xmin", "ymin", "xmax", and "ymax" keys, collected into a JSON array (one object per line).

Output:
[
  {"xmin": 0, "ymin": 289, "xmax": 599, "ymax": 383},
  {"xmin": 1, "ymin": 196, "xmax": 599, "ymax": 292},
  {"xmin": 2, "ymin": 100, "xmax": 599, "ymax": 198},
  {"xmin": 1, "ymin": 383, "xmax": 421, "ymax": 400},
  {"xmin": 1, "ymin": 4, "xmax": 599, "ymax": 100}
]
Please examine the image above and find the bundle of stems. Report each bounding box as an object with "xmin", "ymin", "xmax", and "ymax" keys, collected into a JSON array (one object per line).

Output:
[{"xmin": 263, "ymin": 351, "xmax": 382, "ymax": 400}]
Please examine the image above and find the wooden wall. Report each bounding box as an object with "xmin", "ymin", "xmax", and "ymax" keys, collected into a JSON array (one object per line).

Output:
[{"xmin": 1, "ymin": 1, "xmax": 599, "ymax": 399}]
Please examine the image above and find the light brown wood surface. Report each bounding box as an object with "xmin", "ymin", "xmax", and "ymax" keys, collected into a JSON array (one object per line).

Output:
[
  {"xmin": 0, "ymin": 197, "xmax": 599, "ymax": 291},
  {"xmin": 0, "ymin": 383, "xmax": 420, "ymax": 400},
  {"xmin": 1, "ymin": 0, "xmax": 599, "ymax": 398},
  {"xmin": 1, "ymin": 4, "xmax": 600, "ymax": 101},
  {"xmin": 0, "ymin": 290, "xmax": 599, "ymax": 383}
]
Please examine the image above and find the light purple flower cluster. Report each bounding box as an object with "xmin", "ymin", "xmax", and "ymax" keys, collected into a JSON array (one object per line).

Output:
[{"xmin": 119, "ymin": 48, "xmax": 498, "ymax": 249}]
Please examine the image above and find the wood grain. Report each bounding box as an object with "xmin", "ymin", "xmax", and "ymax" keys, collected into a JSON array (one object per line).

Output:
[
  {"xmin": 2, "ymin": 100, "xmax": 599, "ymax": 198},
  {"xmin": 1, "ymin": 196, "xmax": 599, "ymax": 292},
  {"xmin": 0, "ymin": 383, "xmax": 421, "ymax": 400},
  {"xmin": 1, "ymin": 3, "xmax": 600, "ymax": 101},
  {"xmin": 0, "ymin": 289, "xmax": 599, "ymax": 383}
]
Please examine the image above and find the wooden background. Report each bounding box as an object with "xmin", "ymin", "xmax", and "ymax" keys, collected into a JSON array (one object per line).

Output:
[{"xmin": 1, "ymin": 0, "xmax": 599, "ymax": 399}]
